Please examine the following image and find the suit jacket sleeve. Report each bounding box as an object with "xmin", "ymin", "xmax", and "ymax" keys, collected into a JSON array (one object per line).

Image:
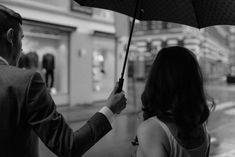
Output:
[{"xmin": 24, "ymin": 72, "xmax": 112, "ymax": 157}]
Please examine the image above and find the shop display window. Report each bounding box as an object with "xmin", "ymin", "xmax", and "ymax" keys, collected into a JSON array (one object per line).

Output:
[
  {"xmin": 21, "ymin": 24, "xmax": 69, "ymax": 95},
  {"xmin": 92, "ymin": 48, "xmax": 115, "ymax": 93}
]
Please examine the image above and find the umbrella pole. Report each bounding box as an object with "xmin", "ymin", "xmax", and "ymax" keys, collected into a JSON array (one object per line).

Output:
[{"xmin": 116, "ymin": 1, "xmax": 139, "ymax": 93}]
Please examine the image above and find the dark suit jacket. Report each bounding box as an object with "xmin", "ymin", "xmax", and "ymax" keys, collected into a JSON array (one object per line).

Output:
[{"xmin": 0, "ymin": 60, "xmax": 112, "ymax": 157}]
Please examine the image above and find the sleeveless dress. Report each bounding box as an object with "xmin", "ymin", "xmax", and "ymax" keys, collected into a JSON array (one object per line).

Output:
[{"xmin": 137, "ymin": 117, "xmax": 210, "ymax": 157}]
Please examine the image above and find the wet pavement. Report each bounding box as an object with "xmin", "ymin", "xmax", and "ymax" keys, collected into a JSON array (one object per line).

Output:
[
  {"xmin": 206, "ymin": 81, "xmax": 235, "ymax": 157},
  {"xmin": 39, "ymin": 78, "xmax": 235, "ymax": 157}
]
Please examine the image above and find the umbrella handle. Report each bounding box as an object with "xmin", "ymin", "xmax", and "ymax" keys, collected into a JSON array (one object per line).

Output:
[{"xmin": 115, "ymin": 77, "xmax": 124, "ymax": 93}]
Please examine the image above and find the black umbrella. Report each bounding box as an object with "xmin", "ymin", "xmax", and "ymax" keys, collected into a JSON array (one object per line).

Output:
[{"xmin": 74, "ymin": 0, "xmax": 235, "ymax": 92}]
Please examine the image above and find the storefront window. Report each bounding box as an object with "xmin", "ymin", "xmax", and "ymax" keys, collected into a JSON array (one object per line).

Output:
[
  {"xmin": 92, "ymin": 38, "xmax": 115, "ymax": 93},
  {"xmin": 21, "ymin": 24, "xmax": 69, "ymax": 95},
  {"xmin": 92, "ymin": 50, "xmax": 106, "ymax": 92}
]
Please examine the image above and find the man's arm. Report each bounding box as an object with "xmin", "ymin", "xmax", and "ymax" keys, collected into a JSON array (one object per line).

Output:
[{"xmin": 24, "ymin": 72, "xmax": 112, "ymax": 157}]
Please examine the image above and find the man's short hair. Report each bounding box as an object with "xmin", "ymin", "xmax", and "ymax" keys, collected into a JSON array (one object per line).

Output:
[{"xmin": 0, "ymin": 4, "xmax": 22, "ymax": 39}]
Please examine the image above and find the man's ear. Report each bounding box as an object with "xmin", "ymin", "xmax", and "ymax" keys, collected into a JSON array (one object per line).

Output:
[{"xmin": 6, "ymin": 28, "xmax": 14, "ymax": 45}]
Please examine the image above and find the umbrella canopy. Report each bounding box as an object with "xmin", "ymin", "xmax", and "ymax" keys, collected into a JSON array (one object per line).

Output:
[
  {"xmin": 75, "ymin": 0, "xmax": 235, "ymax": 28},
  {"xmin": 74, "ymin": 0, "xmax": 235, "ymax": 92}
]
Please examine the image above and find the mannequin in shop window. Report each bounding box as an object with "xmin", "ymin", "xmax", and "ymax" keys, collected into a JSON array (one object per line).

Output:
[
  {"xmin": 25, "ymin": 51, "xmax": 39, "ymax": 69},
  {"xmin": 18, "ymin": 52, "xmax": 26, "ymax": 68},
  {"xmin": 18, "ymin": 51, "xmax": 39, "ymax": 70},
  {"xmin": 42, "ymin": 52, "xmax": 55, "ymax": 93}
]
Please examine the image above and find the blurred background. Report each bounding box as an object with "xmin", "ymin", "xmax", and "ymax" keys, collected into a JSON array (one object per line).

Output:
[{"xmin": 1, "ymin": 0, "xmax": 235, "ymax": 156}]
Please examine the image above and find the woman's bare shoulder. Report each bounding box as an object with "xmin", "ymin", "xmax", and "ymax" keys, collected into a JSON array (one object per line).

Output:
[
  {"xmin": 137, "ymin": 117, "xmax": 169, "ymax": 157},
  {"xmin": 137, "ymin": 117, "xmax": 167, "ymax": 140}
]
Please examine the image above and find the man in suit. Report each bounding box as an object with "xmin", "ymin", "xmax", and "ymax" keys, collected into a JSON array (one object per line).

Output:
[
  {"xmin": 0, "ymin": 4, "xmax": 127, "ymax": 157},
  {"xmin": 42, "ymin": 52, "xmax": 55, "ymax": 88}
]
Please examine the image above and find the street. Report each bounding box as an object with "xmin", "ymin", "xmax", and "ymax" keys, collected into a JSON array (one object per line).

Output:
[
  {"xmin": 206, "ymin": 81, "xmax": 235, "ymax": 157},
  {"xmin": 39, "ymin": 79, "xmax": 235, "ymax": 157}
]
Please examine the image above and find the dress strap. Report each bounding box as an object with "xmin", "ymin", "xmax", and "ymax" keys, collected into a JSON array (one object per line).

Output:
[
  {"xmin": 151, "ymin": 117, "xmax": 173, "ymax": 157},
  {"xmin": 151, "ymin": 117, "xmax": 173, "ymax": 139},
  {"xmin": 202, "ymin": 123, "xmax": 211, "ymax": 149}
]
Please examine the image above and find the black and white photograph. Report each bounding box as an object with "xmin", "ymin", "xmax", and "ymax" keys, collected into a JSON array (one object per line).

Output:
[{"xmin": 0, "ymin": 0, "xmax": 235, "ymax": 157}]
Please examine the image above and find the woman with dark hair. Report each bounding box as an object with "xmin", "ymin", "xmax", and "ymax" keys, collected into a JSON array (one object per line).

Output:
[{"xmin": 136, "ymin": 46, "xmax": 214, "ymax": 157}]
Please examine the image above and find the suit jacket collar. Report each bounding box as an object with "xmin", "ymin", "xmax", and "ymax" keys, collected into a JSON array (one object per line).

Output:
[{"xmin": 0, "ymin": 56, "xmax": 9, "ymax": 65}]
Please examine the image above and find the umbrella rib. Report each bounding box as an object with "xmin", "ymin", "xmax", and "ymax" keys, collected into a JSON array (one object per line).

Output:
[{"xmin": 191, "ymin": 0, "xmax": 200, "ymax": 28}]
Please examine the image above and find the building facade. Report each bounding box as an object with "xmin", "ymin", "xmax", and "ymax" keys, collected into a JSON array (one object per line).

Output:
[
  {"xmin": 130, "ymin": 21, "xmax": 232, "ymax": 80},
  {"xmin": 1, "ymin": 0, "xmax": 128, "ymax": 106}
]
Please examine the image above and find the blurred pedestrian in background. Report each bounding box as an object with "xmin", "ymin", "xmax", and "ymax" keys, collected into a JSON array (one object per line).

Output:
[
  {"xmin": 136, "ymin": 46, "xmax": 214, "ymax": 157},
  {"xmin": 0, "ymin": 4, "xmax": 126, "ymax": 157}
]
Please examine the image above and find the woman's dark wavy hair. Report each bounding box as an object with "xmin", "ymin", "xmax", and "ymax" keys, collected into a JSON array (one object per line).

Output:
[{"xmin": 141, "ymin": 46, "xmax": 214, "ymax": 138}]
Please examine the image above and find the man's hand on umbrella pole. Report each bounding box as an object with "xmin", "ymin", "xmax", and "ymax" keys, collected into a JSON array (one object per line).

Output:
[{"xmin": 106, "ymin": 82, "xmax": 127, "ymax": 114}]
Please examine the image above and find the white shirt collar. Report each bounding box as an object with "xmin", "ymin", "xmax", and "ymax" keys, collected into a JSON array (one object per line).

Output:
[{"xmin": 0, "ymin": 56, "xmax": 9, "ymax": 65}]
